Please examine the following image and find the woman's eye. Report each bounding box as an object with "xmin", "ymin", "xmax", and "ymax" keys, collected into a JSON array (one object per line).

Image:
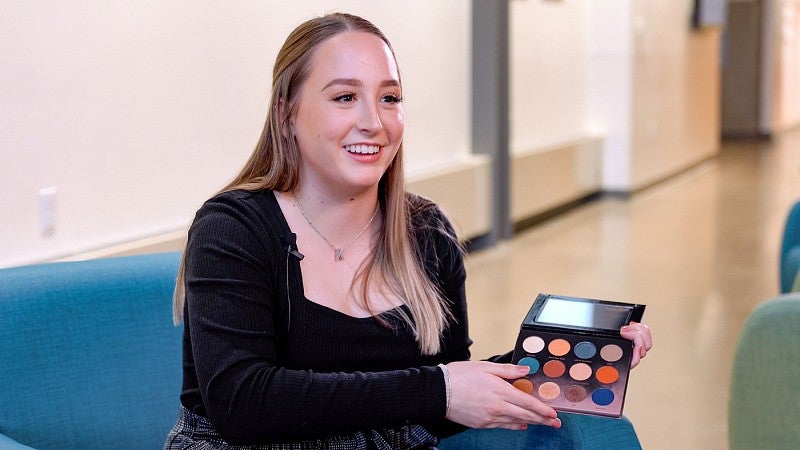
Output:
[
  {"xmin": 333, "ymin": 93, "xmax": 355, "ymax": 102},
  {"xmin": 382, "ymin": 94, "xmax": 403, "ymax": 104}
]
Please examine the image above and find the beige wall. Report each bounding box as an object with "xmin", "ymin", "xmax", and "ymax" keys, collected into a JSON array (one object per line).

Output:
[
  {"xmin": 775, "ymin": 0, "xmax": 800, "ymax": 129},
  {"xmin": 630, "ymin": 0, "xmax": 721, "ymax": 189}
]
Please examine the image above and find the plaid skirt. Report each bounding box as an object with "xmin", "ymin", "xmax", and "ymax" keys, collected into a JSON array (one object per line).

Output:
[{"xmin": 163, "ymin": 406, "xmax": 439, "ymax": 450}]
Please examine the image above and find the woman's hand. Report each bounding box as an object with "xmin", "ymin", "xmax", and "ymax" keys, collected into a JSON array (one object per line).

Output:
[
  {"xmin": 444, "ymin": 361, "xmax": 561, "ymax": 430},
  {"xmin": 620, "ymin": 321, "xmax": 652, "ymax": 369}
]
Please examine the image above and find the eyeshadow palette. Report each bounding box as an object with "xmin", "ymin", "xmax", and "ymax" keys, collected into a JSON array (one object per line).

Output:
[{"xmin": 510, "ymin": 293, "xmax": 645, "ymax": 418}]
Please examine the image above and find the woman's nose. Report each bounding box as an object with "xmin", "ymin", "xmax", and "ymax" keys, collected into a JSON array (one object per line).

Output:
[{"xmin": 357, "ymin": 102, "xmax": 383, "ymax": 134}]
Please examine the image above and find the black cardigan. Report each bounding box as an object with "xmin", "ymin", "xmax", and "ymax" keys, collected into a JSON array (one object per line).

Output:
[{"xmin": 178, "ymin": 189, "xmax": 472, "ymax": 445}]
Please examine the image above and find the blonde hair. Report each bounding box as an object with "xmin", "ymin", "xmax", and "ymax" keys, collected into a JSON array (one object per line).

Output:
[{"xmin": 174, "ymin": 12, "xmax": 452, "ymax": 355}]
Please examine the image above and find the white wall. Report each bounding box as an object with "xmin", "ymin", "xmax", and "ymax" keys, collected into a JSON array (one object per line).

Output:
[
  {"xmin": 0, "ymin": 1, "xmax": 472, "ymax": 268},
  {"xmin": 509, "ymin": 0, "xmax": 590, "ymax": 152},
  {"xmin": 587, "ymin": 0, "xmax": 634, "ymax": 191},
  {"xmin": 628, "ymin": 0, "xmax": 720, "ymax": 190},
  {"xmin": 508, "ymin": 1, "xmax": 604, "ymax": 222},
  {"xmin": 511, "ymin": 0, "xmax": 720, "ymax": 194}
]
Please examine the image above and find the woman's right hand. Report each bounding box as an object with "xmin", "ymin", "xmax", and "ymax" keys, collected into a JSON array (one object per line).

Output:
[{"xmin": 444, "ymin": 361, "xmax": 562, "ymax": 430}]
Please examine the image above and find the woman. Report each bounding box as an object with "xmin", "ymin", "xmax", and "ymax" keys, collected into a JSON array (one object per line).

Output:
[{"xmin": 165, "ymin": 12, "xmax": 652, "ymax": 449}]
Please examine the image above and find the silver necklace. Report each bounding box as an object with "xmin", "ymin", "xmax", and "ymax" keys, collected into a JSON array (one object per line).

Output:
[{"xmin": 294, "ymin": 198, "xmax": 379, "ymax": 261}]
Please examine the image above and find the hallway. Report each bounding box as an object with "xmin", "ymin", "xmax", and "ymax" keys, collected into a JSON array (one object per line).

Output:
[{"xmin": 463, "ymin": 129, "xmax": 800, "ymax": 449}]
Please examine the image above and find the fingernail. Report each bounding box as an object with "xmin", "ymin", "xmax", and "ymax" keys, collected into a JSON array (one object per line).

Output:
[{"xmin": 518, "ymin": 365, "xmax": 530, "ymax": 373}]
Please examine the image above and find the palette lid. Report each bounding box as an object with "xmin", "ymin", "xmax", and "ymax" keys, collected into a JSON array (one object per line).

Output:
[{"xmin": 522, "ymin": 293, "xmax": 646, "ymax": 336}]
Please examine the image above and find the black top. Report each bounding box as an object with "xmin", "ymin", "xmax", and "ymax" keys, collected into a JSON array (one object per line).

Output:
[{"xmin": 179, "ymin": 189, "xmax": 472, "ymax": 445}]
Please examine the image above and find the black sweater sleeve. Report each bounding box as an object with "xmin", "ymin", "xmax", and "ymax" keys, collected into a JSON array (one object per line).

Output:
[{"xmin": 183, "ymin": 191, "xmax": 453, "ymax": 444}]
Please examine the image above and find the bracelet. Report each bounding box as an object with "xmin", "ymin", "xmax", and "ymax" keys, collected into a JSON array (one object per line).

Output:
[{"xmin": 438, "ymin": 363, "xmax": 452, "ymax": 415}]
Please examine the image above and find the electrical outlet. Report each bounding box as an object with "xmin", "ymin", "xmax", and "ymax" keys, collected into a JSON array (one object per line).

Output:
[{"xmin": 38, "ymin": 187, "xmax": 57, "ymax": 237}]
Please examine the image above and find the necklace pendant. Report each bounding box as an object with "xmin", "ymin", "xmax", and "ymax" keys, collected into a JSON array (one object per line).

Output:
[{"xmin": 335, "ymin": 248, "xmax": 344, "ymax": 261}]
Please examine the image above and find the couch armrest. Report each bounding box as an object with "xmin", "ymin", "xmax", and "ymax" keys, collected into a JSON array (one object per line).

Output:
[{"xmin": 0, "ymin": 433, "xmax": 36, "ymax": 450}]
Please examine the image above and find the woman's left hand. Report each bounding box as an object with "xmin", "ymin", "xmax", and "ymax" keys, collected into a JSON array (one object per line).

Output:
[{"xmin": 620, "ymin": 322, "xmax": 652, "ymax": 369}]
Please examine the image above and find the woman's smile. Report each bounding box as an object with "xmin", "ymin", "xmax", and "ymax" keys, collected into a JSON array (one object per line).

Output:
[{"xmin": 345, "ymin": 144, "xmax": 380, "ymax": 155}]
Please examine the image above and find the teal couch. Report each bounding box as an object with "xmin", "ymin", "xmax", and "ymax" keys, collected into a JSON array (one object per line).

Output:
[
  {"xmin": 0, "ymin": 253, "xmax": 183, "ymax": 450},
  {"xmin": 0, "ymin": 252, "xmax": 640, "ymax": 449}
]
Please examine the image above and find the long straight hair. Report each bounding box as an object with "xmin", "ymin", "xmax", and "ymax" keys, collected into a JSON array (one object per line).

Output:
[{"xmin": 173, "ymin": 13, "xmax": 451, "ymax": 355}]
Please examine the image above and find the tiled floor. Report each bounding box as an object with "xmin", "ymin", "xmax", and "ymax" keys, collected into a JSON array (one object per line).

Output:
[{"xmin": 462, "ymin": 128, "xmax": 800, "ymax": 449}]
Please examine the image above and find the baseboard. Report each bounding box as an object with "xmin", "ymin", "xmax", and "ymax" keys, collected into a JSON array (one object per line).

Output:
[
  {"xmin": 55, "ymin": 230, "xmax": 186, "ymax": 262},
  {"xmin": 407, "ymin": 154, "xmax": 492, "ymax": 240},
  {"xmin": 510, "ymin": 135, "xmax": 603, "ymax": 222}
]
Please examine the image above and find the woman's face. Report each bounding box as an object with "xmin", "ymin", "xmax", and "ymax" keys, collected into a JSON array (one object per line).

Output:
[{"xmin": 290, "ymin": 31, "xmax": 404, "ymax": 198}]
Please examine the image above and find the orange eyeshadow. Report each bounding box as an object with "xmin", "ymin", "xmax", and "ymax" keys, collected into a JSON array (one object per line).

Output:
[
  {"xmin": 512, "ymin": 378, "xmax": 535, "ymax": 394},
  {"xmin": 548, "ymin": 338, "xmax": 571, "ymax": 356},
  {"xmin": 595, "ymin": 366, "xmax": 620, "ymax": 384},
  {"xmin": 543, "ymin": 360, "xmax": 566, "ymax": 378}
]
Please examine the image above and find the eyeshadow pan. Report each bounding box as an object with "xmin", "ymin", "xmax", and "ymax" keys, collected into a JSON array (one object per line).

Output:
[
  {"xmin": 522, "ymin": 336, "xmax": 545, "ymax": 353},
  {"xmin": 600, "ymin": 344, "xmax": 624, "ymax": 362},
  {"xmin": 568, "ymin": 362, "xmax": 592, "ymax": 381},
  {"xmin": 574, "ymin": 341, "xmax": 597, "ymax": 359},
  {"xmin": 548, "ymin": 338, "xmax": 571, "ymax": 356},
  {"xmin": 565, "ymin": 385, "xmax": 588, "ymax": 403},
  {"xmin": 512, "ymin": 378, "xmax": 535, "ymax": 394},
  {"xmin": 518, "ymin": 356, "xmax": 540, "ymax": 374},
  {"xmin": 595, "ymin": 366, "xmax": 619, "ymax": 384},
  {"xmin": 542, "ymin": 360, "xmax": 566, "ymax": 378},
  {"xmin": 538, "ymin": 382, "xmax": 560, "ymax": 400},
  {"xmin": 592, "ymin": 388, "xmax": 615, "ymax": 406}
]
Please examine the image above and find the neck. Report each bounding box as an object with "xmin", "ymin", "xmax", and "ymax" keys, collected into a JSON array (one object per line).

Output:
[
  {"xmin": 286, "ymin": 187, "xmax": 381, "ymax": 261},
  {"xmin": 294, "ymin": 185, "xmax": 380, "ymax": 219}
]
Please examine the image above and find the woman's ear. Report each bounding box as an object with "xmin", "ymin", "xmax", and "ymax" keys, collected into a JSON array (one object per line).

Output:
[{"xmin": 277, "ymin": 100, "xmax": 292, "ymax": 138}]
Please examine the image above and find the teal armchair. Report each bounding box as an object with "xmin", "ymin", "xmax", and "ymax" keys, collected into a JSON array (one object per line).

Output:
[
  {"xmin": 728, "ymin": 293, "xmax": 800, "ymax": 449},
  {"xmin": 780, "ymin": 200, "xmax": 800, "ymax": 293}
]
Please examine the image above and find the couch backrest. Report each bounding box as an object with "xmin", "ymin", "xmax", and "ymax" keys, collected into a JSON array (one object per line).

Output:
[{"xmin": 0, "ymin": 252, "xmax": 183, "ymax": 450}]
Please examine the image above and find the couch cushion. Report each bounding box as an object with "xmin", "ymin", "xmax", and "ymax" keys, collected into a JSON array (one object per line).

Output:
[
  {"xmin": 0, "ymin": 252, "xmax": 183, "ymax": 450},
  {"xmin": 438, "ymin": 413, "xmax": 641, "ymax": 449}
]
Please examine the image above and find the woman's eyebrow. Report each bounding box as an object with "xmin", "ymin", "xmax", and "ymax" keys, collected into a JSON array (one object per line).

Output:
[{"xmin": 322, "ymin": 78, "xmax": 400, "ymax": 91}]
